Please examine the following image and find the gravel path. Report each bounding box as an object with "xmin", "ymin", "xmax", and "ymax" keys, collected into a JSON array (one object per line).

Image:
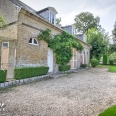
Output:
[{"xmin": 0, "ymin": 67, "xmax": 116, "ymax": 116}]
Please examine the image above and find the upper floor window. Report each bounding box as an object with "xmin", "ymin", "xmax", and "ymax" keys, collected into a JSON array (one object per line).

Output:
[
  {"xmin": 50, "ymin": 12, "xmax": 55, "ymax": 24},
  {"xmin": 29, "ymin": 38, "xmax": 38, "ymax": 45}
]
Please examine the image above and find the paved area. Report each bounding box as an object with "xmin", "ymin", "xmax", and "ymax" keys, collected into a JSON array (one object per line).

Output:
[{"xmin": 0, "ymin": 67, "xmax": 116, "ymax": 116}]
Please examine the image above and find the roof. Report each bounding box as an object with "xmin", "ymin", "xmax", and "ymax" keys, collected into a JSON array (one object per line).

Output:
[
  {"xmin": 62, "ymin": 24, "xmax": 75, "ymax": 28},
  {"xmin": 9, "ymin": 0, "xmax": 37, "ymax": 14},
  {"xmin": 37, "ymin": 7, "xmax": 58, "ymax": 14}
]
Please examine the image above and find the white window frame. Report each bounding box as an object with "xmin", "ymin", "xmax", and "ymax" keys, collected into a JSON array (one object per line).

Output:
[{"xmin": 29, "ymin": 38, "xmax": 38, "ymax": 46}]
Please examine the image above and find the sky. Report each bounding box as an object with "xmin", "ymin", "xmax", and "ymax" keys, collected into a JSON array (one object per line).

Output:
[{"xmin": 20, "ymin": 0, "xmax": 116, "ymax": 35}]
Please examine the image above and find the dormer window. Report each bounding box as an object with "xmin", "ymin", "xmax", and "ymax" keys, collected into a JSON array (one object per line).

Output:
[
  {"xmin": 37, "ymin": 7, "xmax": 57, "ymax": 25},
  {"xmin": 29, "ymin": 38, "xmax": 38, "ymax": 45},
  {"xmin": 50, "ymin": 12, "xmax": 55, "ymax": 24}
]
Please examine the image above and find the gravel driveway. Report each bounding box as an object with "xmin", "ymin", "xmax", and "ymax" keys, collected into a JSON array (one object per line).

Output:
[{"xmin": 0, "ymin": 67, "xmax": 116, "ymax": 116}]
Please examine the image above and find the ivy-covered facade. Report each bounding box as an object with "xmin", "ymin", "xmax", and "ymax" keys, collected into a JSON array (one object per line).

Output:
[{"xmin": 0, "ymin": 0, "xmax": 91, "ymax": 78}]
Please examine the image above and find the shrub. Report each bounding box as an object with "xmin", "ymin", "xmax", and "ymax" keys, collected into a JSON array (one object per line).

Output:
[
  {"xmin": 59, "ymin": 65, "xmax": 71, "ymax": 71},
  {"xmin": 14, "ymin": 66, "xmax": 49, "ymax": 80},
  {"xmin": 109, "ymin": 60, "xmax": 114, "ymax": 65},
  {"xmin": 103, "ymin": 54, "xmax": 108, "ymax": 65},
  {"xmin": 91, "ymin": 59, "xmax": 99, "ymax": 67},
  {"xmin": 0, "ymin": 70, "xmax": 7, "ymax": 83},
  {"xmin": 109, "ymin": 52, "xmax": 116, "ymax": 63},
  {"xmin": 81, "ymin": 64, "xmax": 87, "ymax": 68}
]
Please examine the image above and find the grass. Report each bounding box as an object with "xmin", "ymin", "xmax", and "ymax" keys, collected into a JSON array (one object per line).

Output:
[
  {"xmin": 99, "ymin": 105, "xmax": 116, "ymax": 116},
  {"xmin": 98, "ymin": 64, "xmax": 116, "ymax": 73},
  {"xmin": 109, "ymin": 66, "xmax": 116, "ymax": 72}
]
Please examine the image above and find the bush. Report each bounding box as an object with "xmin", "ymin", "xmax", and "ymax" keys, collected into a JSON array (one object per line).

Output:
[
  {"xmin": 59, "ymin": 65, "xmax": 71, "ymax": 71},
  {"xmin": 103, "ymin": 54, "xmax": 108, "ymax": 65},
  {"xmin": 109, "ymin": 60, "xmax": 114, "ymax": 65},
  {"xmin": 81, "ymin": 64, "xmax": 87, "ymax": 68},
  {"xmin": 109, "ymin": 52, "xmax": 116, "ymax": 63},
  {"xmin": 14, "ymin": 66, "xmax": 49, "ymax": 80},
  {"xmin": 91, "ymin": 59, "xmax": 99, "ymax": 67},
  {"xmin": 0, "ymin": 70, "xmax": 7, "ymax": 83}
]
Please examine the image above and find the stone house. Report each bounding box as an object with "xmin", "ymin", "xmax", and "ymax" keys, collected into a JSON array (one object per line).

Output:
[{"xmin": 0, "ymin": 0, "xmax": 91, "ymax": 78}]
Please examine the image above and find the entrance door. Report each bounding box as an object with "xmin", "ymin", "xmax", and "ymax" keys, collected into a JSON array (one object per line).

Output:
[
  {"xmin": 80, "ymin": 54, "xmax": 84, "ymax": 65},
  {"xmin": 1, "ymin": 42, "xmax": 9, "ymax": 69},
  {"xmin": 47, "ymin": 48, "xmax": 53, "ymax": 72},
  {"xmin": 70, "ymin": 48, "xmax": 77, "ymax": 69}
]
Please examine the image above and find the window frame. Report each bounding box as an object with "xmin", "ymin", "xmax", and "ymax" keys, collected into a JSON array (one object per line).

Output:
[{"xmin": 29, "ymin": 38, "xmax": 38, "ymax": 46}]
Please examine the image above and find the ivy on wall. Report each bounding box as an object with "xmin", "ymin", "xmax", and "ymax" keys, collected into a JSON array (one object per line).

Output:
[{"xmin": 38, "ymin": 29, "xmax": 83, "ymax": 65}]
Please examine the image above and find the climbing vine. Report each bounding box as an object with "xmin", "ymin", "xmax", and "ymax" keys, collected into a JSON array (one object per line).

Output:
[{"xmin": 38, "ymin": 29, "xmax": 83, "ymax": 65}]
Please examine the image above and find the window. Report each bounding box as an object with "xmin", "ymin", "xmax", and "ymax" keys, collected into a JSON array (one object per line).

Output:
[
  {"xmin": 49, "ymin": 12, "xmax": 55, "ymax": 24},
  {"xmin": 29, "ymin": 38, "xmax": 38, "ymax": 45},
  {"xmin": 2, "ymin": 42, "xmax": 9, "ymax": 48}
]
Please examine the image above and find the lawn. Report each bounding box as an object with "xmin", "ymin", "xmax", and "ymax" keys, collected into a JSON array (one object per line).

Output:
[
  {"xmin": 109, "ymin": 66, "xmax": 116, "ymax": 72},
  {"xmin": 98, "ymin": 64, "xmax": 116, "ymax": 73},
  {"xmin": 99, "ymin": 105, "xmax": 116, "ymax": 116}
]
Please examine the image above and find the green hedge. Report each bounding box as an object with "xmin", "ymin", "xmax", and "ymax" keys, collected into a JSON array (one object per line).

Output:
[
  {"xmin": 0, "ymin": 70, "xmax": 7, "ymax": 83},
  {"xmin": 14, "ymin": 66, "xmax": 49, "ymax": 80},
  {"xmin": 103, "ymin": 54, "xmax": 108, "ymax": 65},
  {"xmin": 81, "ymin": 64, "xmax": 87, "ymax": 68},
  {"xmin": 59, "ymin": 65, "xmax": 71, "ymax": 71}
]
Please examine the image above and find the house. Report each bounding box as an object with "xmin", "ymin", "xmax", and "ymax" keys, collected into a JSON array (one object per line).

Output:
[
  {"xmin": 62, "ymin": 25, "xmax": 90, "ymax": 69},
  {"xmin": 62, "ymin": 25, "xmax": 76, "ymax": 35},
  {"xmin": 0, "ymin": 0, "xmax": 91, "ymax": 78}
]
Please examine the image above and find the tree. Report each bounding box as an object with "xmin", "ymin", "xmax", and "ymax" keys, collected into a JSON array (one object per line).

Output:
[
  {"xmin": 0, "ymin": 14, "xmax": 7, "ymax": 29},
  {"xmin": 74, "ymin": 12, "xmax": 100, "ymax": 34},
  {"xmin": 56, "ymin": 17, "xmax": 62, "ymax": 26},
  {"xmin": 87, "ymin": 28, "xmax": 108, "ymax": 59},
  {"xmin": 109, "ymin": 22, "xmax": 116, "ymax": 53}
]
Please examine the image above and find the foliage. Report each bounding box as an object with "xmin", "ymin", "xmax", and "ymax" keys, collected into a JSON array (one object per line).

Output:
[
  {"xmin": 38, "ymin": 29, "xmax": 52, "ymax": 45},
  {"xmin": 14, "ymin": 66, "xmax": 49, "ymax": 80},
  {"xmin": 109, "ymin": 43, "xmax": 116, "ymax": 53},
  {"xmin": 103, "ymin": 54, "xmax": 108, "ymax": 65},
  {"xmin": 0, "ymin": 70, "xmax": 7, "ymax": 83},
  {"xmin": 80, "ymin": 64, "xmax": 87, "ymax": 68},
  {"xmin": 99, "ymin": 105, "xmax": 116, "ymax": 116},
  {"xmin": 109, "ymin": 60, "xmax": 114, "ymax": 65},
  {"xmin": 87, "ymin": 28, "xmax": 108, "ymax": 59},
  {"xmin": 109, "ymin": 22, "xmax": 116, "ymax": 53},
  {"xmin": 38, "ymin": 29, "xmax": 83, "ymax": 65},
  {"xmin": 74, "ymin": 12, "xmax": 100, "ymax": 34},
  {"xmin": 96, "ymin": 55, "xmax": 100, "ymax": 62},
  {"xmin": 56, "ymin": 17, "xmax": 62, "ymax": 26},
  {"xmin": 91, "ymin": 59, "xmax": 99, "ymax": 67},
  {"xmin": 0, "ymin": 15, "xmax": 7, "ymax": 29},
  {"xmin": 109, "ymin": 52, "xmax": 116, "ymax": 62},
  {"xmin": 112, "ymin": 22, "xmax": 116, "ymax": 38},
  {"xmin": 59, "ymin": 65, "xmax": 71, "ymax": 71}
]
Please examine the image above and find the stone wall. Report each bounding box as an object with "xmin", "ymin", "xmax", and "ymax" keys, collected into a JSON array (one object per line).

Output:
[
  {"xmin": 16, "ymin": 10, "xmax": 63, "ymax": 72},
  {"xmin": 0, "ymin": 0, "xmax": 18, "ymax": 24},
  {"xmin": 16, "ymin": 24, "xmax": 48, "ymax": 67},
  {"xmin": 0, "ymin": 24, "xmax": 18, "ymax": 40},
  {"xmin": 19, "ymin": 9, "xmax": 61, "ymax": 36}
]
